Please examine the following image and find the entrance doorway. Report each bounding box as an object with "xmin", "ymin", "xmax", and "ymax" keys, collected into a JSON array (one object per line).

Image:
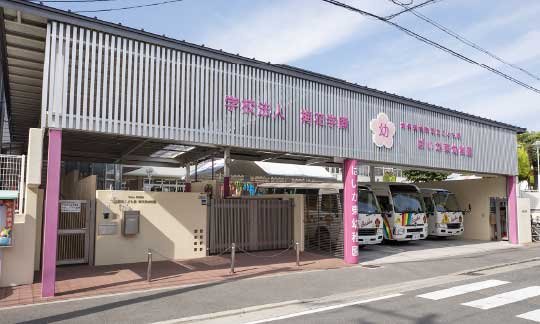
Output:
[
  {"xmin": 57, "ymin": 200, "xmax": 93, "ymax": 265},
  {"xmin": 490, "ymin": 197, "xmax": 508, "ymax": 241}
]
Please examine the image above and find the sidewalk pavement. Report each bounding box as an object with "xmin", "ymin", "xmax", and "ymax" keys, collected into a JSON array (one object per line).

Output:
[
  {"xmin": 0, "ymin": 250, "xmax": 348, "ymax": 308},
  {"xmin": 0, "ymin": 240, "xmax": 531, "ymax": 309},
  {"xmin": 360, "ymin": 240, "xmax": 521, "ymax": 265}
]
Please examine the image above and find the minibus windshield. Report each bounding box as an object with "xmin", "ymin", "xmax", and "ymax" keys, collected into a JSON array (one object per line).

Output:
[
  {"xmin": 358, "ymin": 189, "xmax": 381, "ymax": 214},
  {"xmin": 391, "ymin": 192, "xmax": 424, "ymax": 213},
  {"xmin": 433, "ymin": 192, "xmax": 461, "ymax": 212}
]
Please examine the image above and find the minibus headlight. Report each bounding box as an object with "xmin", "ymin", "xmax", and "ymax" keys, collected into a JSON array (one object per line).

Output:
[{"xmin": 396, "ymin": 228, "xmax": 405, "ymax": 235}]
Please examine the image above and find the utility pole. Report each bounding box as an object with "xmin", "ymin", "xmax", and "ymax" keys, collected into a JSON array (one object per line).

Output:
[{"xmin": 535, "ymin": 141, "xmax": 540, "ymax": 190}]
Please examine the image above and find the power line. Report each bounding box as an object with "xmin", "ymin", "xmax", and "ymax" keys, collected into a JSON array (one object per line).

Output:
[
  {"xmin": 385, "ymin": 0, "xmax": 442, "ymax": 20},
  {"xmin": 30, "ymin": 0, "xmax": 119, "ymax": 3},
  {"xmin": 388, "ymin": 0, "xmax": 540, "ymax": 82},
  {"xmin": 72, "ymin": 0, "xmax": 186, "ymax": 13},
  {"xmin": 321, "ymin": 0, "xmax": 540, "ymax": 95}
]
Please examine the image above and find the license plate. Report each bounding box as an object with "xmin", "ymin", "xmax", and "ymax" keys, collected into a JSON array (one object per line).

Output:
[{"xmin": 412, "ymin": 234, "xmax": 420, "ymax": 240}]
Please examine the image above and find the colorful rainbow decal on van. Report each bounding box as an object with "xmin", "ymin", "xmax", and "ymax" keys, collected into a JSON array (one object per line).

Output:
[
  {"xmin": 401, "ymin": 213, "xmax": 414, "ymax": 226},
  {"xmin": 383, "ymin": 217, "xmax": 392, "ymax": 239}
]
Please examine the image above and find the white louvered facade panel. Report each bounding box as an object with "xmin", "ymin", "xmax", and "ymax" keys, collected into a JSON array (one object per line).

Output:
[{"xmin": 41, "ymin": 21, "xmax": 518, "ymax": 176}]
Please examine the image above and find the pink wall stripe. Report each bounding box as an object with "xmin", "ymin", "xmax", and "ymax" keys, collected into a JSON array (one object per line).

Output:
[
  {"xmin": 41, "ymin": 129, "xmax": 62, "ymax": 297},
  {"xmin": 507, "ymin": 175, "xmax": 518, "ymax": 244},
  {"xmin": 343, "ymin": 159, "xmax": 359, "ymax": 264}
]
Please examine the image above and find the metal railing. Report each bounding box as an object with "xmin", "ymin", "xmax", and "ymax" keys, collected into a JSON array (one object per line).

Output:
[
  {"xmin": 532, "ymin": 222, "xmax": 540, "ymax": 242},
  {"xmin": 146, "ymin": 242, "xmax": 301, "ymax": 282},
  {"xmin": 0, "ymin": 154, "xmax": 25, "ymax": 214}
]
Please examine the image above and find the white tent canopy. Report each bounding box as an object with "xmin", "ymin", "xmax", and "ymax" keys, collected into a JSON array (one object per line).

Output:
[
  {"xmin": 124, "ymin": 160, "xmax": 335, "ymax": 181},
  {"xmin": 124, "ymin": 166, "xmax": 187, "ymax": 179},
  {"xmin": 254, "ymin": 161, "xmax": 334, "ymax": 179}
]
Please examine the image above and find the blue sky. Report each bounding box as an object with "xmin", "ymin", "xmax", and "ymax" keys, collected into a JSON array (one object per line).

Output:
[{"xmin": 45, "ymin": 0, "xmax": 540, "ymax": 131}]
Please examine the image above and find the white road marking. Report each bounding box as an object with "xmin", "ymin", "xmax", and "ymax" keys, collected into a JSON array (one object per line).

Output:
[
  {"xmin": 241, "ymin": 294, "xmax": 402, "ymax": 324},
  {"xmin": 517, "ymin": 309, "xmax": 540, "ymax": 322},
  {"xmin": 462, "ymin": 286, "xmax": 540, "ymax": 310},
  {"xmin": 417, "ymin": 279, "xmax": 509, "ymax": 300}
]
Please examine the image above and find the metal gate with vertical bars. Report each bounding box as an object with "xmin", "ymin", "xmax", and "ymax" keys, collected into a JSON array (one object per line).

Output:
[
  {"xmin": 208, "ymin": 198, "xmax": 294, "ymax": 254},
  {"xmin": 304, "ymin": 193, "xmax": 344, "ymax": 258},
  {"xmin": 0, "ymin": 154, "xmax": 26, "ymax": 213},
  {"xmin": 57, "ymin": 200, "xmax": 91, "ymax": 265}
]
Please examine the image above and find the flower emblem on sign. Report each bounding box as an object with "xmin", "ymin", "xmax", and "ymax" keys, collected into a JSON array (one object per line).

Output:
[{"xmin": 370, "ymin": 112, "xmax": 396, "ymax": 149}]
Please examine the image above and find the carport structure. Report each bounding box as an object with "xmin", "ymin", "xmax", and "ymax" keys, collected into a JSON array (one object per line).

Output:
[{"xmin": 0, "ymin": 0, "xmax": 525, "ymax": 298}]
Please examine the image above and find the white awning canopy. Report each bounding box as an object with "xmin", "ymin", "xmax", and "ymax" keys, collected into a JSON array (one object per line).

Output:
[
  {"xmin": 254, "ymin": 161, "xmax": 335, "ymax": 179},
  {"xmin": 124, "ymin": 160, "xmax": 335, "ymax": 181},
  {"xmin": 124, "ymin": 166, "xmax": 186, "ymax": 179}
]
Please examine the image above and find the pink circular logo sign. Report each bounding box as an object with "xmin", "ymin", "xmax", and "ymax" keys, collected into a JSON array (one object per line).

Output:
[{"xmin": 370, "ymin": 112, "xmax": 395, "ymax": 149}]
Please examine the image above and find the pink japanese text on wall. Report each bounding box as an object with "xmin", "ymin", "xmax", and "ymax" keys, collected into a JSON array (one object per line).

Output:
[
  {"xmin": 400, "ymin": 121, "xmax": 473, "ymax": 158},
  {"xmin": 225, "ymin": 95, "xmax": 349, "ymax": 130},
  {"xmin": 370, "ymin": 113, "xmax": 474, "ymax": 158}
]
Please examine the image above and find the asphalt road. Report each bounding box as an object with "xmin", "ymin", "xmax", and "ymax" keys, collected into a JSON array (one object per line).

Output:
[
  {"xmin": 271, "ymin": 265, "xmax": 540, "ymax": 324},
  {"xmin": 2, "ymin": 244, "xmax": 540, "ymax": 324}
]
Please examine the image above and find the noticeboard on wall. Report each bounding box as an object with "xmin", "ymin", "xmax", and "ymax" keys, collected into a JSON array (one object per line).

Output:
[
  {"xmin": 61, "ymin": 201, "xmax": 81, "ymax": 213},
  {"xmin": 0, "ymin": 200, "xmax": 15, "ymax": 247}
]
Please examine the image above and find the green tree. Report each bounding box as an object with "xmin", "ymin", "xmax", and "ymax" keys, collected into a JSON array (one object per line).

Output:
[
  {"xmin": 518, "ymin": 131, "xmax": 540, "ymax": 188},
  {"xmin": 403, "ymin": 170, "xmax": 450, "ymax": 183},
  {"xmin": 382, "ymin": 171, "xmax": 397, "ymax": 182},
  {"xmin": 517, "ymin": 144, "xmax": 531, "ymax": 182}
]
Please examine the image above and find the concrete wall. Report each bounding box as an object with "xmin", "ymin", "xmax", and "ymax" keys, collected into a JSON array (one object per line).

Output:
[
  {"xmin": 418, "ymin": 177, "xmax": 507, "ymax": 241},
  {"xmin": 0, "ymin": 128, "xmax": 43, "ymax": 286},
  {"xmin": 33, "ymin": 189, "xmax": 44, "ymax": 272},
  {"xmin": 0, "ymin": 214, "xmax": 36, "ymax": 286},
  {"xmin": 517, "ymin": 198, "xmax": 532, "ymax": 244},
  {"xmin": 61, "ymin": 170, "xmax": 79, "ymax": 200},
  {"xmin": 61, "ymin": 172, "xmax": 97, "ymax": 201},
  {"xmin": 191, "ymin": 180, "xmax": 219, "ymax": 198},
  {"xmin": 95, "ymin": 191, "xmax": 208, "ymax": 266}
]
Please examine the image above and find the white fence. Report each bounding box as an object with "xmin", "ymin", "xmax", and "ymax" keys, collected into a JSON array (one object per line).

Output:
[
  {"xmin": 521, "ymin": 191, "xmax": 540, "ymax": 211},
  {"xmin": 0, "ymin": 154, "xmax": 26, "ymax": 214}
]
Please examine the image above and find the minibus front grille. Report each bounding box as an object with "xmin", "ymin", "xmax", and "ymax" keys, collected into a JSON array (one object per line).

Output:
[
  {"xmin": 358, "ymin": 228, "xmax": 377, "ymax": 236},
  {"xmin": 447, "ymin": 223, "xmax": 461, "ymax": 229},
  {"xmin": 406, "ymin": 228, "xmax": 423, "ymax": 233}
]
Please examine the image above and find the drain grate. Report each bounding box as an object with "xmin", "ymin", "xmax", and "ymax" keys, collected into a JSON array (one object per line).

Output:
[{"xmin": 361, "ymin": 264, "xmax": 382, "ymax": 269}]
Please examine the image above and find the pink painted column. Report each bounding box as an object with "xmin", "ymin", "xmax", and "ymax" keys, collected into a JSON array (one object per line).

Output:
[
  {"xmin": 507, "ymin": 175, "xmax": 518, "ymax": 244},
  {"xmin": 343, "ymin": 159, "xmax": 359, "ymax": 264},
  {"xmin": 41, "ymin": 129, "xmax": 62, "ymax": 297}
]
